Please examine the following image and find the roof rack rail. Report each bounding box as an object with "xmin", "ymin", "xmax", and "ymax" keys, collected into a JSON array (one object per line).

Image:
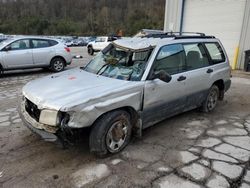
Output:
[
  {"xmin": 143, "ymin": 32, "xmax": 215, "ymax": 39},
  {"xmin": 166, "ymin": 32, "xmax": 206, "ymax": 36}
]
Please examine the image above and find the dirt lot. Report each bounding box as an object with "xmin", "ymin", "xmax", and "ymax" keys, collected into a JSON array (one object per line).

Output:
[{"xmin": 0, "ymin": 47, "xmax": 250, "ymax": 188}]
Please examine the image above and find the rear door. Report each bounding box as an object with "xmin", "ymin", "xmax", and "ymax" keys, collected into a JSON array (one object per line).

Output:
[
  {"xmin": 31, "ymin": 39, "xmax": 55, "ymax": 66},
  {"xmin": 182, "ymin": 42, "xmax": 212, "ymax": 109},
  {"xmin": 2, "ymin": 39, "xmax": 33, "ymax": 68},
  {"xmin": 143, "ymin": 44, "xmax": 188, "ymax": 128}
]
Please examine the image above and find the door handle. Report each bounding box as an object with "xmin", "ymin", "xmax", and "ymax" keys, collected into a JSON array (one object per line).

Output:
[
  {"xmin": 177, "ymin": 75, "xmax": 186, "ymax": 81},
  {"xmin": 207, "ymin": 68, "xmax": 213, "ymax": 73}
]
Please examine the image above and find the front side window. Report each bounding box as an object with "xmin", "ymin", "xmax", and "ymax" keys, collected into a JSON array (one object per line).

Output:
[
  {"xmin": 9, "ymin": 39, "xmax": 30, "ymax": 50},
  {"xmin": 183, "ymin": 43, "xmax": 209, "ymax": 70},
  {"xmin": 32, "ymin": 39, "xmax": 50, "ymax": 48},
  {"xmin": 153, "ymin": 44, "xmax": 186, "ymax": 75},
  {"xmin": 84, "ymin": 44, "xmax": 153, "ymax": 81},
  {"xmin": 205, "ymin": 43, "xmax": 225, "ymax": 64}
]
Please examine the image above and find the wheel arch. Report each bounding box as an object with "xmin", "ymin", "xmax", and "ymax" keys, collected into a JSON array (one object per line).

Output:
[
  {"xmin": 92, "ymin": 106, "xmax": 141, "ymax": 136},
  {"xmin": 212, "ymin": 79, "xmax": 225, "ymax": 100},
  {"xmin": 50, "ymin": 56, "xmax": 66, "ymax": 66}
]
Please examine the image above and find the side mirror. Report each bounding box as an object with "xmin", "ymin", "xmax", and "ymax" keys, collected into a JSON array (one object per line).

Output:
[
  {"xmin": 152, "ymin": 70, "xmax": 172, "ymax": 83},
  {"xmin": 3, "ymin": 46, "xmax": 11, "ymax": 51}
]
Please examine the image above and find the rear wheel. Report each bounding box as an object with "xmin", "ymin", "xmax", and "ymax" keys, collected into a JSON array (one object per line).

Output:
[
  {"xmin": 88, "ymin": 46, "xmax": 94, "ymax": 55},
  {"xmin": 201, "ymin": 85, "xmax": 219, "ymax": 112},
  {"xmin": 89, "ymin": 110, "xmax": 132, "ymax": 157},
  {"xmin": 50, "ymin": 58, "xmax": 65, "ymax": 72}
]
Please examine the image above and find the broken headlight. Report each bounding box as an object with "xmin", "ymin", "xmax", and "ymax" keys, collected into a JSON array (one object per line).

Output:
[{"xmin": 39, "ymin": 109, "xmax": 62, "ymax": 126}]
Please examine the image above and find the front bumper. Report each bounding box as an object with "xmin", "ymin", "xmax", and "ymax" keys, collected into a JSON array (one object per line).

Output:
[{"xmin": 18, "ymin": 100, "xmax": 58, "ymax": 142}]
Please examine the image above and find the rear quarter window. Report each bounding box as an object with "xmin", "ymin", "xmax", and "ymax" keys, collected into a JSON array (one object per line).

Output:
[
  {"xmin": 49, "ymin": 40, "xmax": 58, "ymax": 46},
  {"xmin": 205, "ymin": 43, "xmax": 225, "ymax": 64}
]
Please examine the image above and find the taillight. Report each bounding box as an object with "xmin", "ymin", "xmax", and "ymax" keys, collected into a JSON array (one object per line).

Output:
[{"xmin": 65, "ymin": 47, "xmax": 70, "ymax": 52}]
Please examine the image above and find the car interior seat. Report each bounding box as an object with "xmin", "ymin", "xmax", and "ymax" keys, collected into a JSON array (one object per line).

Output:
[
  {"xmin": 156, "ymin": 52, "xmax": 184, "ymax": 75},
  {"xmin": 186, "ymin": 51, "xmax": 201, "ymax": 70}
]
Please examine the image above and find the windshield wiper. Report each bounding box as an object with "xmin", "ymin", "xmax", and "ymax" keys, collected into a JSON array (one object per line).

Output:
[{"xmin": 96, "ymin": 63, "xmax": 109, "ymax": 75}]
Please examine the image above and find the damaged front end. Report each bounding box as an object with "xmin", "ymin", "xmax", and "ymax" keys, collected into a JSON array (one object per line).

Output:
[{"xmin": 19, "ymin": 96, "xmax": 76, "ymax": 145}]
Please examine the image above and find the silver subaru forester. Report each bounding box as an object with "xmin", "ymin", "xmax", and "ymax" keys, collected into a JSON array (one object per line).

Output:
[
  {"xmin": 0, "ymin": 36, "xmax": 72, "ymax": 75},
  {"xmin": 19, "ymin": 33, "xmax": 231, "ymax": 156}
]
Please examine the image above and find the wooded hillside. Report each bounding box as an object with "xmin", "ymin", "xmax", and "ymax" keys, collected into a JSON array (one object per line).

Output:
[{"xmin": 0, "ymin": 0, "xmax": 165, "ymax": 36}]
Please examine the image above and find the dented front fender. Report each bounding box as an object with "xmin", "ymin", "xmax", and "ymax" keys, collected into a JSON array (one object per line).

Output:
[{"xmin": 65, "ymin": 90, "xmax": 143, "ymax": 128}]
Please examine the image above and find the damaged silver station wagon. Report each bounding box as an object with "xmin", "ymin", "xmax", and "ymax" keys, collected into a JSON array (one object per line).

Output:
[{"xmin": 19, "ymin": 32, "xmax": 231, "ymax": 156}]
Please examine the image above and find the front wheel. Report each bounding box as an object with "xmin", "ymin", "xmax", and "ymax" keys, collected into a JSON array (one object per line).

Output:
[
  {"xmin": 50, "ymin": 58, "xmax": 65, "ymax": 72},
  {"xmin": 89, "ymin": 110, "xmax": 132, "ymax": 157},
  {"xmin": 201, "ymin": 85, "xmax": 219, "ymax": 112}
]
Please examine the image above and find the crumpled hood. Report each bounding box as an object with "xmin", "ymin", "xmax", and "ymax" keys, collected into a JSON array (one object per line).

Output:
[{"xmin": 23, "ymin": 68, "xmax": 139, "ymax": 111}]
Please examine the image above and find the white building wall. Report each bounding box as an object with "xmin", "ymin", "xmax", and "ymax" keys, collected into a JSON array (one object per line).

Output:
[
  {"xmin": 238, "ymin": 0, "xmax": 250, "ymax": 69},
  {"xmin": 164, "ymin": 0, "xmax": 183, "ymax": 32}
]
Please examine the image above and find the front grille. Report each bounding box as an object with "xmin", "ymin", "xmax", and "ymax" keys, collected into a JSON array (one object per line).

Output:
[{"xmin": 25, "ymin": 98, "xmax": 41, "ymax": 122}]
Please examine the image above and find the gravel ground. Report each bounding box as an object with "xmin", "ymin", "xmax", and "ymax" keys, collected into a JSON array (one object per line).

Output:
[{"xmin": 0, "ymin": 47, "xmax": 250, "ymax": 188}]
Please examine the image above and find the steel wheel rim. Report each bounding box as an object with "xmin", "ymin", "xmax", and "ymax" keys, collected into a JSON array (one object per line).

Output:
[
  {"xmin": 207, "ymin": 89, "xmax": 218, "ymax": 111},
  {"xmin": 106, "ymin": 120, "xmax": 128, "ymax": 152},
  {"xmin": 54, "ymin": 60, "xmax": 63, "ymax": 71}
]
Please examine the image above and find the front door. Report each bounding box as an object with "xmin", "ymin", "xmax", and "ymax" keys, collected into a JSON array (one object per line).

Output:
[
  {"xmin": 143, "ymin": 44, "xmax": 188, "ymax": 128},
  {"xmin": 2, "ymin": 39, "xmax": 33, "ymax": 68}
]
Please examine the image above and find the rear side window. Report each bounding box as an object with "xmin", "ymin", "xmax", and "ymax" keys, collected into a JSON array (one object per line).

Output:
[
  {"xmin": 205, "ymin": 43, "xmax": 225, "ymax": 64},
  {"xmin": 32, "ymin": 39, "xmax": 50, "ymax": 48},
  {"xmin": 183, "ymin": 43, "xmax": 209, "ymax": 70},
  {"xmin": 49, "ymin": 40, "xmax": 58, "ymax": 46}
]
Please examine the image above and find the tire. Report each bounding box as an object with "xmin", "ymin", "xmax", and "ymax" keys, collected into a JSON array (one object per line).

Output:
[
  {"xmin": 89, "ymin": 110, "xmax": 132, "ymax": 157},
  {"xmin": 88, "ymin": 46, "xmax": 94, "ymax": 55},
  {"xmin": 201, "ymin": 85, "xmax": 219, "ymax": 112},
  {"xmin": 50, "ymin": 57, "xmax": 65, "ymax": 72},
  {"xmin": 0, "ymin": 66, "xmax": 3, "ymax": 77}
]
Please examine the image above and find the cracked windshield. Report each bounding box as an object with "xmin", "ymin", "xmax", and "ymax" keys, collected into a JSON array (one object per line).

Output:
[{"xmin": 85, "ymin": 44, "xmax": 153, "ymax": 81}]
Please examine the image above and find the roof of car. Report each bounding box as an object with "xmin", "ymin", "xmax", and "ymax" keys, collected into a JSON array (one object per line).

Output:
[
  {"xmin": 113, "ymin": 33, "xmax": 217, "ymax": 51},
  {"xmin": 8, "ymin": 36, "xmax": 59, "ymax": 41},
  {"xmin": 113, "ymin": 37, "xmax": 174, "ymax": 51}
]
